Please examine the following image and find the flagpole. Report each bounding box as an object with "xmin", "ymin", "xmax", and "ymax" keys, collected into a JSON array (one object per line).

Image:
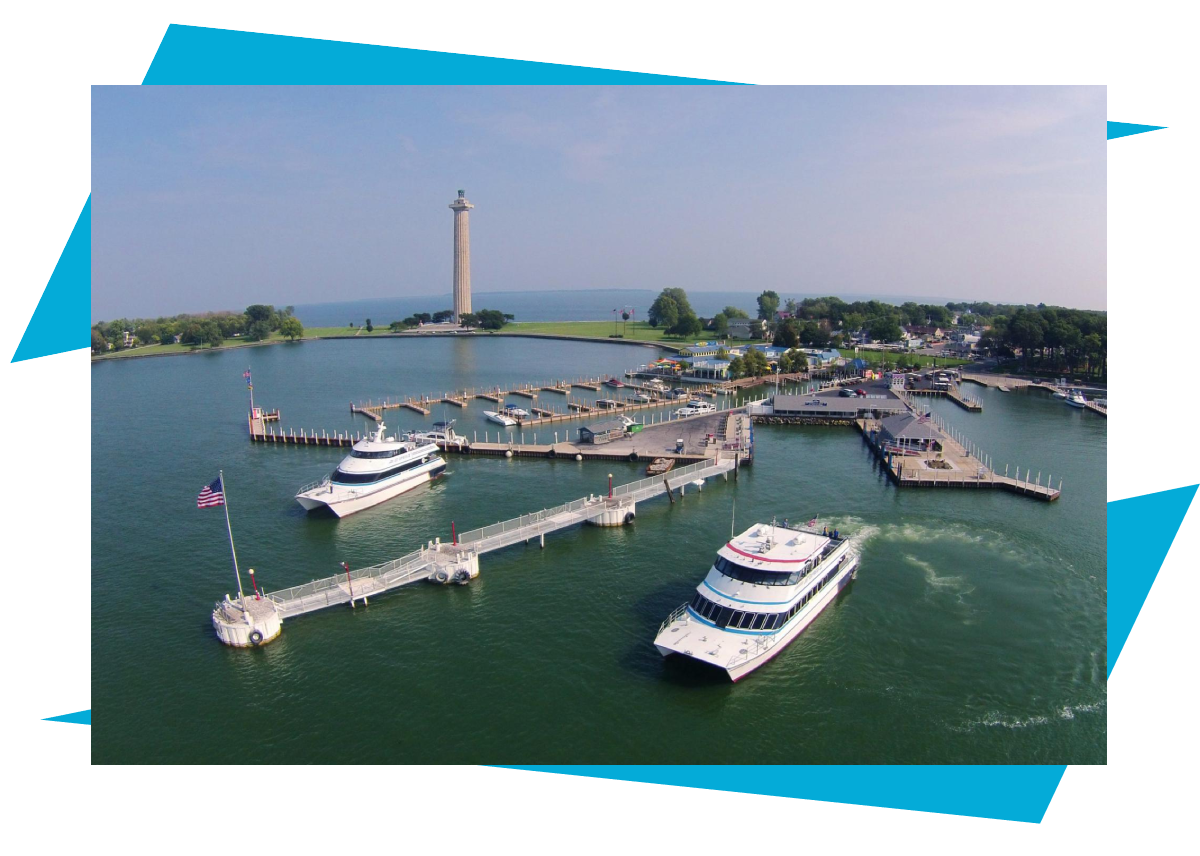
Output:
[{"xmin": 220, "ymin": 468, "xmax": 247, "ymax": 608}]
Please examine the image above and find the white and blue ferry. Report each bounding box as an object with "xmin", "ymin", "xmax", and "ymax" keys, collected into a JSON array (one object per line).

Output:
[
  {"xmin": 295, "ymin": 422, "xmax": 445, "ymax": 518},
  {"xmin": 654, "ymin": 521, "xmax": 858, "ymax": 681}
]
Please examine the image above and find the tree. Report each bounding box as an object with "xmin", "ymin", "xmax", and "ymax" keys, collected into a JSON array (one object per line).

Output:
[
  {"xmin": 722, "ymin": 305, "xmax": 749, "ymax": 320},
  {"xmin": 475, "ymin": 309, "xmax": 509, "ymax": 330},
  {"xmin": 668, "ymin": 311, "xmax": 703, "ymax": 337},
  {"xmin": 91, "ymin": 328, "xmax": 107, "ymax": 353},
  {"xmin": 712, "ymin": 313, "xmax": 729, "ymax": 337},
  {"xmin": 773, "ymin": 320, "xmax": 800, "ymax": 348},
  {"xmin": 458, "ymin": 312, "xmax": 479, "ymax": 328},
  {"xmin": 648, "ymin": 294, "xmax": 680, "ymax": 329},
  {"xmin": 743, "ymin": 348, "xmax": 770, "ymax": 377},
  {"xmin": 365, "ymin": 318, "xmax": 374, "ymax": 333},
  {"xmin": 868, "ymin": 317, "xmax": 902, "ymax": 344},
  {"xmin": 199, "ymin": 320, "xmax": 223, "ymax": 348},
  {"xmin": 246, "ymin": 304, "xmax": 274, "ymax": 325},
  {"xmin": 727, "ymin": 356, "xmax": 745, "ymax": 379},
  {"xmin": 247, "ymin": 320, "xmax": 273, "ymax": 342},
  {"xmin": 757, "ymin": 290, "xmax": 780, "ymax": 321},
  {"xmin": 279, "ymin": 316, "xmax": 304, "ymax": 341},
  {"xmin": 432, "ymin": 309, "xmax": 454, "ymax": 323}
]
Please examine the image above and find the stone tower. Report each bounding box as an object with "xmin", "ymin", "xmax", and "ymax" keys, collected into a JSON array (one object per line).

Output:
[{"xmin": 449, "ymin": 189, "xmax": 474, "ymax": 323}]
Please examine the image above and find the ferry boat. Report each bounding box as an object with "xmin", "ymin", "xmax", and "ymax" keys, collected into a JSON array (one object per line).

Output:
[
  {"xmin": 1066, "ymin": 390, "xmax": 1087, "ymax": 408},
  {"xmin": 295, "ymin": 422, "xmax": 445, "ymax": 517},
  {"xmin": 654, "ymin": 521, "xmax": 859, "ymax": 681}
]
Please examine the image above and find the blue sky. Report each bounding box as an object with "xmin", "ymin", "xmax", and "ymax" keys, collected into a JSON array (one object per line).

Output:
[{"xmin": 91, "ymin": 85, "xmax": 1105, "ymax": 320}]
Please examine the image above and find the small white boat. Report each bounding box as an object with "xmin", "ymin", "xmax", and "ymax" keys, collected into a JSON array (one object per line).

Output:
[
  {"xmin": 675, "ymin": 401, "xmax": 716, "ymax": 417},
  {"xmin": 484, "ymin": 410, "xmax": 518, "ymax": 426},
  {"xmin": 502, "ymin": 404, "xmax": 530, "ymax": 418},
  {"xmin": 1052, "ymin": 389, "xmax": 1067, "ymax": 399},
  {"xmin": 1066, "ymin": 390, "xmax": 1087, "ymax": 408},
  {"xmin": 998, "ymin": 385, "xmax": 1010, "ymax": 393},
  {"xmin": 634, "ymin": 392, "xmax": 653, "ymax": 402},
  {"xmin": 411, "ymin": 420, "xmax": 466, "ymax": 445}
]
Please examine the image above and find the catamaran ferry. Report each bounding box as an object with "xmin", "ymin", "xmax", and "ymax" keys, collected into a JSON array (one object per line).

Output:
[
  {"xmin": 654, "ymin": 520, "xmax": 858, "ymax": 681},
  {"xmin": 295, "ymin": 422, "xmax": 445, "ymax": 517}
]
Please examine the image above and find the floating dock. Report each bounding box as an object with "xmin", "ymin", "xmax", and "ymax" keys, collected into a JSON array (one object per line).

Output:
[{"xmin": 212, "ymin": 457, "xmax": 736, "ymax": 646}]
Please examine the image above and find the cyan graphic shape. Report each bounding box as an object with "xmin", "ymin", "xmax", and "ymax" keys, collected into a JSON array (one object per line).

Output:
[
  {"xmin": 12, "ymin": 196, "xmax": 90, "ymax": 363},
  {"xmin": 498, "ymin": 765, "xmax": 1068, "ymax": 823},
  {"xmin": 43, "ymin": 705, "xmax": 91, "ymax": 720},
  {"xmin": 1107, "ymin": 484, "xmax": 1196, "ymax": 676},
  {"xmin": 1108, "ymin": 120, "xmax": 1166, "ymax": 140},
  {"xmin": 146, "ymin": 25, "xmax": 744, "ymax": 84}
]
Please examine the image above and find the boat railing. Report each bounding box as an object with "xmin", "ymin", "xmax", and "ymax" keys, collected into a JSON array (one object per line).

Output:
[
  {"xmin": 658, "ymin": 602, "xmax": 690, "ymax": 636},
  {"xmin": 296, "ymin": 476, "xmax": 331, "ymax": 495}
]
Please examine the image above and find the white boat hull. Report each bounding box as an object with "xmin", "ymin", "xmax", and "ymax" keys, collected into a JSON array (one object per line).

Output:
[
  {"xmin": 485, "ymin": 412, "xmax": 518, "ymax": 426},
  {"xmin": 655, "ymin": 554, "xmax": 858, "ymax": 682},
  {"xmin": 296, "ymin": 460, "xmax": 446, "ymax": 517}
]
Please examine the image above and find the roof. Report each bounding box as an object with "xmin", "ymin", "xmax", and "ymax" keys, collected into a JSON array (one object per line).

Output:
[
  {"xmin": 581, "ymin": 420, "xmax": 628, "ymax": 434},
  {"xmin": 719, "ymin": 523, "xmax": 829, "ymax": 566},
  {"xmin": 880, "ymin": 413, "xmax": 942, "ymax": 441}
]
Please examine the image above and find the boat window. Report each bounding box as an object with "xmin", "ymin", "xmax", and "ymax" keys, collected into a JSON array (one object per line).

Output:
[
  {"xmin": 350, "ymin": 447, "xmax": 405, "ymax": 459},
  {"xmin": 332, "ymin": 455, "xmax": 433, "ymax": 485},
  {"xmin": 714, "ymin": 555, "xmax": 817, "ymax": 587}
]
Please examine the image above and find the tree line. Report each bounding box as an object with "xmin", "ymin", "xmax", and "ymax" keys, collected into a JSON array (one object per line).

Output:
[
  {"xmin": 388, "ymin": 308, "xmax": 514, "ymax": 331},
  {"xmin": 92, "ymin": 304, "xmax": 303, "ymax": 352}
]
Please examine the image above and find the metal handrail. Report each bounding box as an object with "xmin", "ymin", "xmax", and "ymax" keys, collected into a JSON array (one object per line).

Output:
[{"xmin": 658, "ymin": 602, "xmax": 690, "ymax": 636}]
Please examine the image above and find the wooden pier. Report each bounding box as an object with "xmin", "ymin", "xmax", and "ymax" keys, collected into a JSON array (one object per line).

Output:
[
  {"xmin": 215, "ymin": 457, "xmax": 737, "ymax": 643},
  {"xmin": 856, "ymin": 418, "xmax": 1060, "ymax": 501}
]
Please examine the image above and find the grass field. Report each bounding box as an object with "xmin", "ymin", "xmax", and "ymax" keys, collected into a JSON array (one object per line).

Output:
[
  {"xmin": 91, "ymin": 326, "xmax": 362, "ymax": 360},
  {"xmin": 498, "ymin": 320, "xmax": 688, "ymax": 344}
]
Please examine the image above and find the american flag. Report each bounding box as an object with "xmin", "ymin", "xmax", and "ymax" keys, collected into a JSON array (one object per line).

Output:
[
  {"xmin": 243, "ymin": 369, "xmax": 252, "ymax": 390},
  {"xmin": 807, "ymin": 517, "xmax": 817, "ymax": 527},
  {"xmin": 197, "ymin": 476, "xmax": 226, "ymax": 508}
]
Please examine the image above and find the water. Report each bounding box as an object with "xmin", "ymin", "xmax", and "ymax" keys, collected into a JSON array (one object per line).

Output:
[
  {"xmin": 293, "ymin": 288, "xmax": 958, "ymax": 327},
  {"xmin": 92, "ymin": 339, "xmax": 1106, "ymax": 763}
]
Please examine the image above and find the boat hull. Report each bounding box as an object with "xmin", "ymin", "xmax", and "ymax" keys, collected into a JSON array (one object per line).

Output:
[
  {"xmin": 655, "ymin": 554, "xmax": 858, "ymax": 682},
  {"xmin": 296, "ymin": 461, "xmax": 446, "ymax": 517}
]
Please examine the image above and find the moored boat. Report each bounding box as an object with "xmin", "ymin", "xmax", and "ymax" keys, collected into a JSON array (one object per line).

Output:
[
  {"xmin": 484, "ymin": 410, "xmax": 518, "ymax": 426},
  {"xmin": 295, "ymin": 422, "xmax": 446, "ymax": 518},
  {"xmin": 1066, "ymin": 390, "xmax": 1087, "ymax": 408},
  {"xmin": 645, "ymin": 457, "xmax": 675, "ymax": 476},
  {"xmin": 605, "ymin": 377, "xmax": 626, "ymax": 388}
]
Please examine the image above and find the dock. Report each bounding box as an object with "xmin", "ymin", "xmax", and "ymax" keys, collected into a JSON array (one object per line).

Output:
[
  {"xmin": 856, "ymin": 417, "xmax": 1061, "ymax": 501},
  {"xmin": 212, "ymin": 457, "xmax": 736, "ymax": 645}
]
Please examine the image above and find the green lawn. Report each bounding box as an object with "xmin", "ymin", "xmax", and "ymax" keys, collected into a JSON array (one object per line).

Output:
[
  {"xmin": 498, "ymin": 320, "xmax": 696, "ymax": 345},
  {"xmin": 837, "ymin": 348, "xmax": 970, "ymax": 369},
  {"xmin": 91, "ymin": 326, "xmax": 361, "ymax": 360}
]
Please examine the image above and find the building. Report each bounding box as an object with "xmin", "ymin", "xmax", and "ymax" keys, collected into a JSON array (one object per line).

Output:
[
  {"xmin": 679, "ymin": 342, "xmax": 729, "ymax": 358},
  {"xmin": 449, "ymin": 190, "xmax": 474, "ymax": 324},
  {"xmin": 727, "ymin": 318, "xmax": 768, "ymax": 340},
  {"xmin": 578, "ymin": 420, "xmax": 629, "ymax": 445},
  {"xmin": 879, "ymin": 412, "xmax": 942, "ymax": 451}
]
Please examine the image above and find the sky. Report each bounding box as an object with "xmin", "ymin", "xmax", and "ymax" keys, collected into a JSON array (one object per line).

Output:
[{"xmin": 91, "ymin": 85, "xmax": 1106, "ymax": 321}]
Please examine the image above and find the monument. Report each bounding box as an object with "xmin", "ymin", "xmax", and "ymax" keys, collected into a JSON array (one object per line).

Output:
[{"xmin": 449, "ymin": 189, "xmax": 474, "ymax": 324}]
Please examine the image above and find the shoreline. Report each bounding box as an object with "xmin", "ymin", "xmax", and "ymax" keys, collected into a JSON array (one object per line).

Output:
[{"xmin": 91, "ymin": 328, "xmax": 683, "ymax": 363}]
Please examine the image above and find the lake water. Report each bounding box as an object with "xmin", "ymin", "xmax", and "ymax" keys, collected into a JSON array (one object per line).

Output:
[{"xmin": 92, "ymin": 337, "xmax": 1106, "ymax": 763}]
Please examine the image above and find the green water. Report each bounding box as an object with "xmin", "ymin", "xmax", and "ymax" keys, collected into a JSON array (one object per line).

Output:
[{"xmin": 92, "ymin": 338, "xmax": 1106, "ymax": 763}]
